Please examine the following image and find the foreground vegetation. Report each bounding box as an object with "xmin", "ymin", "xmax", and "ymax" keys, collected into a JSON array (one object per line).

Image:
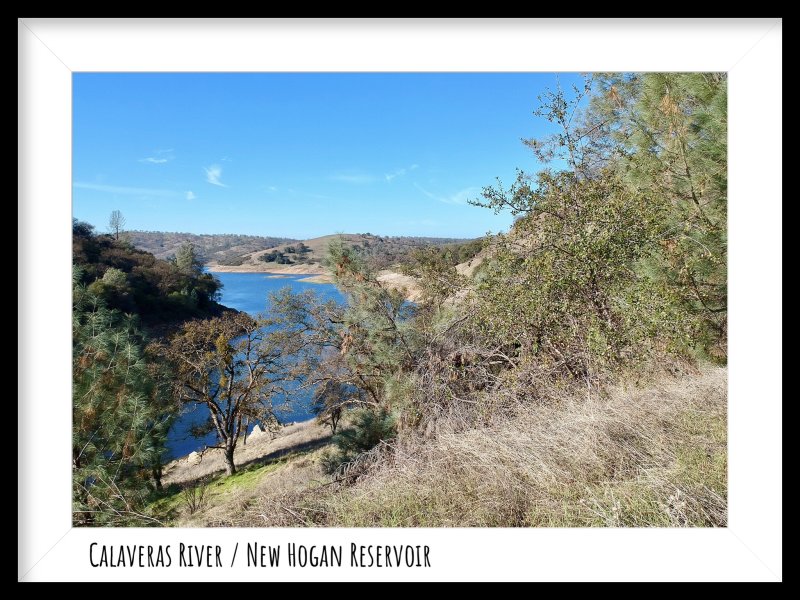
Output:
[
  {"xmin": 233, "ymin": 367, "xmax": 726, "ymax": 527},
  {"xmin": 144, "ymin": 366, "xmax": 725, "ymax": 528},
  {"xmin": 72, "ymin": 224, "xmax": 230, "ymax": 525},
  {"xmin": 74, "ymin": 72, "xmax": 727, "ymax": 527}
]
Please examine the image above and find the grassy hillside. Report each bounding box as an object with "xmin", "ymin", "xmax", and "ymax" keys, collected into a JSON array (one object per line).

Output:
[
  {"xmin": 127, "ymin": 231, "xmax": 297, "ymax": 265},
  {"xmin": 207, "ymin": 233, "xmax": 474, "ymax": 273}
]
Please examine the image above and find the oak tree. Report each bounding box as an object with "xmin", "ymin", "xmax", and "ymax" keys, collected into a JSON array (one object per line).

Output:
[{"xmin": 161, "ymin": 312, "xmax": 296, "ymax": 475}]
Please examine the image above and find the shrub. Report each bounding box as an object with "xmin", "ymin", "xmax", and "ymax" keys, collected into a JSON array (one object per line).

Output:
[
  {"xmin": 320, "ymin": 408, "xmax": 396, "ymax": 476},
  {"xmin": 182, "ymin": 479, "xmax": 210, "ymax": 515}
]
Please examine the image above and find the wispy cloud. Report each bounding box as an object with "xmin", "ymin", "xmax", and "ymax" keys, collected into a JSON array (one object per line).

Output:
[
  {"xmin": 139, "ymin": 148, "xmax": 174, "ymax": 164},
  {"xmin": 204, "ymin": 164, "xmax": 227, "ymax": 187},
  {"xmin": 330, "ymin": 172, "xmax": 377, "ymax": 185},
  {"xmin": 186, "ymin": 191, "xmax": 197, "ymax": 200},
  {"xmin": 73, "ymin": 182, "xmax": 180, "ymax": 198},
  {"xmin": 286, "ymin": 188, "xmax": 337, "ymax": 201},
  {"xmin": 415, "ymin": 183, "xmax": 480, "ymax": 205},
  {"xmin": 267, "ymin": 186, "xmax": 278, "ymax": 192},
  {"xmin": 385, "ymin": 163, "xmax": 419, "ymax": 182}
]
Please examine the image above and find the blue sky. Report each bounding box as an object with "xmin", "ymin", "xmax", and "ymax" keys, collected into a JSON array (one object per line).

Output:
[{"xmin": 73, "ymin": 73, "xmax": 578, "ymax": 239}]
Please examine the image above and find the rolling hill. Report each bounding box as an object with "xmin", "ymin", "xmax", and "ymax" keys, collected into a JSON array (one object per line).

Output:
[
  {"xmin": 204, "ymin": 233, "xmax": 472, "ymax": 274},
  {"xmin": 127, "ymin": 231, "xmax": 297, "ymax": 265}
]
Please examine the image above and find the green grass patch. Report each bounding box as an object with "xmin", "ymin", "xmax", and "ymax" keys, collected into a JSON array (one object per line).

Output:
[
  {"xmin": 146, "ymin": 450, "xmax": 314, "ymax": 524},
  {"xmin": 208, "ymin": 460, "xmax": 285, "ymax": 495},
  {"xmin": 145, "ymin": 484, "xmax": 185, "ymax": 524}
]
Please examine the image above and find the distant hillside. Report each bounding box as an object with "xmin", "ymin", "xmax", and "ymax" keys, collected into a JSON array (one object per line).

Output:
[
  {"xmin": 207, "ymin": 233, "xmax": 473, "ymax": 273},
  {"xmin": 127, "ymin": 231, "xmax": 297, "ymax": 265}
]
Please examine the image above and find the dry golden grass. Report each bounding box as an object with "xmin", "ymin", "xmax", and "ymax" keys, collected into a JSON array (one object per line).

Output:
[
  {"xmin": 208, "ymin": 234, "xmax": 369, "ymax": 273},
  {"xmin": 376, "ymin": 271, "xmax": 423, "ymax": 302},
  {"xmin": 235, "ymin": 365, "xmax": 726, "ymax": 527}
]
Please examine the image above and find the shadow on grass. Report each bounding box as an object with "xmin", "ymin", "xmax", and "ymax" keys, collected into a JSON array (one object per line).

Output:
[
  {"xmin": 236, "ymin": 435, "xmax": 331, "ymax": 472},
  {"xmin": 171, "ymin": 432, "xmax": 332, "ymax": 489}
]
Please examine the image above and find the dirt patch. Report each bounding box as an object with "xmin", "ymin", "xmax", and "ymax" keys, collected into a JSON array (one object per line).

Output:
[
  {"xmin": 455, "ymin": 256, "xmax": 484, "ymax": 278},
  {"xmin": 207, "ymin": 264, "xmax": 327, "ymax": 275},
  {"xmin": 162, "ymin": 419, "xmax": 331, "ymax": 487},
  {"xmin": 297, "ymin": 274, "xmax": 334, "ymax": 284},
  {"xmin": 377, "ymin": 271, "xmax": 423, "ymax": 302}
]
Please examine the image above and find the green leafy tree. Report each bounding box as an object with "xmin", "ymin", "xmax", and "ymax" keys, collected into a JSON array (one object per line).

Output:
[
  {"xmin": 477, "ymin": 73, "xmax": 727, "ymax": 372},
  {"xmin": 175, "ymin": 242, "xmax": 203, "ymax": 276},
  {"xmin": 520, "ymin": 73, "xmax": 727, "ymax": 360},
  {"xmin": 475, "ymin": 168, "xmax": 686, "ymax": 377},
  {"xmin": 470, "ymin": 75, "xmax": 719, "ymax": 379}
]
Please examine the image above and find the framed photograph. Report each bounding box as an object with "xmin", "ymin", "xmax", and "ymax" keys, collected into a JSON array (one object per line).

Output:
[{"xmin": 18, "ymin": 18, "xmax": 782, "ymax": 582}]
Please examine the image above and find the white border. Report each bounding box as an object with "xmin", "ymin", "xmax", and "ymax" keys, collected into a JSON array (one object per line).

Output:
[{"xmin": 18, "ymin": 18, "xmax": 782, "ymax": 582}]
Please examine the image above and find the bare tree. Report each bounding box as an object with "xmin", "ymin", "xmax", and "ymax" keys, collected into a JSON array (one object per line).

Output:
[{"xmin": 108, "ymin": 210, "xmax": 126, "ymax": 240}]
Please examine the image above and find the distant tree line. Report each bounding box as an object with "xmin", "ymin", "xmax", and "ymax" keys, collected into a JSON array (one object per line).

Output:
[
  {"xmin": 126, "ymin": 230, "xmax": 297, "ymax": 262},
  {"xmin": 354, "ymin": 235, "xmax": 477, "ymax": 270},
  {"xmin": 260, "ymin": 242, "xmax": 312, "ymax": 265}
]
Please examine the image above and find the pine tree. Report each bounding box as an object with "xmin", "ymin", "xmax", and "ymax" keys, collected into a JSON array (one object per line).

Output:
[
  {"xmin": 592, "ymin": 73, "xmax": 728, "ymax": 359},
  {"xmin": 72, "ymin": 269, "xmax": 171, "ymax": 525},
  {"xmin": 475, "ymin": 73, "xmax": 728, "ymax": 368},
  {"xmin": 266, "ymin": 238, "xmax": 416, "ymax": 456},
  {"xmin": 324, "ymin": 238, "xmax": 419, "ymax": 404},
  {"xmin": 175, "ymin": 242, "xmax": 203, "ymax": 276}
]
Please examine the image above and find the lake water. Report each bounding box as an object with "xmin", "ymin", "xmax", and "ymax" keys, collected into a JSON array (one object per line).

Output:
[{"xmin": 165, "ymin": 272, "xmax": 344, "ymax": 460}]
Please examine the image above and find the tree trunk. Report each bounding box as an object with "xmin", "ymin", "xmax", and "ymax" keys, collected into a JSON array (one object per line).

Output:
[
  {"xmin": 223, "ymin": 446, "xmax": 236, "ymax": 476},
  {"xmin": 152, "ymin": 461, "xmax": 163, "ymax": 491}
]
